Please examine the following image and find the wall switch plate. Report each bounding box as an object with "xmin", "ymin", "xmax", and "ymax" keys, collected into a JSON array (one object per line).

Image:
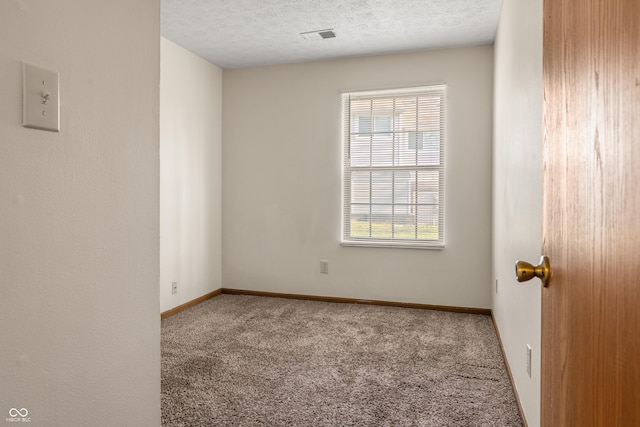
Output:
[
  {"xmin": 23, "ymin": 62, "xmax": 60, "ymax": 132},
  {"xmin": 171, "ymin": 281, "xmax": 178, "ymax": 295},
  {"xmin": 320, "ymin": 260, "xmax": 329, "ymax": 274},
  {"xmin": 495, "ymin": 278, "xmax": 498, "ymax": 293},
  {"xmin": 526, "ymin": 344, "xmax": 532, "ymax": 377}
]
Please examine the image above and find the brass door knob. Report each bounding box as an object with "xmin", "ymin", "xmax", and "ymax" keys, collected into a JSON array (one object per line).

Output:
[{"xmin": 515, "ymin": 256, "xmax": 551, "ymax": 287}]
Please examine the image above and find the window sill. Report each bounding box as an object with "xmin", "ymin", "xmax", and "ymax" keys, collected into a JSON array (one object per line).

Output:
[{"xmin": 340, "ymin": 240, "xmax": 445, "ymax": 250}]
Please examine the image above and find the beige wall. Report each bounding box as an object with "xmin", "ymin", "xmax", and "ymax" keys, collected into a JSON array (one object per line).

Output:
[
  {"xmin": 0, "ymin": 1, "xmax": 160, "ymax": 426},
  {"xmin": 222, "ymin": 46, "xmax": 494, "ymax": 308},
  {"xmin": 492, "ymin": 0, "xmax": 543, "ymax": 425},
  {"xmin": 160, "ymin": 38, "xmax": 223, "ymax": 312}
]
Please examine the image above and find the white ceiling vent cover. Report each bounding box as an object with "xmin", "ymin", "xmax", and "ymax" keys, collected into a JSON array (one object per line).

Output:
[{"xmin": 300, "ymin": 29, "xmax": 337, "ymax": 41}]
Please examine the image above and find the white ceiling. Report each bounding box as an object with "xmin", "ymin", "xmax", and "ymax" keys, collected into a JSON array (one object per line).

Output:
[{"xmin": 161, "ymin": 0, "xmax": 503, "ymax": 69}]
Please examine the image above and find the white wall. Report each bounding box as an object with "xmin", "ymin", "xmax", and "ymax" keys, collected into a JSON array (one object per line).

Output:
[
  {"xmin": 160, "ymin": 38, "xmax": 222, "ymax": 313},
  {"xmin": 222, "ymin": 46, "xmax": 494, "ymax": 308},
  {"xmin": 492, "ymin": 0, "xmax": 543, "ymax": 425},
  {"xmin": 0, "ymin": 1, "xmax": 160, "ymax": 426}
]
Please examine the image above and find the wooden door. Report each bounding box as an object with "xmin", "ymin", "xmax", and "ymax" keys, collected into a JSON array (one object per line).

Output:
[{"xmin": 542, "ymin": 0, "xmax": 640, "ymax": 425}]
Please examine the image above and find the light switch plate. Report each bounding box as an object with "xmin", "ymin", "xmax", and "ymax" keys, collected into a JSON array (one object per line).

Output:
[{"xmin": 23, "ymin": 62, "xmax": 59, "ymax": 132}]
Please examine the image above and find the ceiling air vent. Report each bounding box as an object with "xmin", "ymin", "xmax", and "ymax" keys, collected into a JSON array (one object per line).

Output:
[
  {"xmin": 300, "ymin": 29, "xmax": 337, "ymax": 41},
  {"xmin": 318, "ymin": 30, "xmax": 336, "ymax": 39}
]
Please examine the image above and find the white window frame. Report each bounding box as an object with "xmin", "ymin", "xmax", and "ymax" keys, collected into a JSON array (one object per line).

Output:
[{"xmin": 341, "ymin": 85, "xmax": 446, "ymax": 249}]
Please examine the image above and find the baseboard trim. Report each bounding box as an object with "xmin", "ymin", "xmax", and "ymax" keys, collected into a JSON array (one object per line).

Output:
[
  {"xmin": 490, "ymin": 312, "xmax": 528, "ymax": 427},
  {"xmin": 220, "ymin": 288, "xmax": 491, "ymax": 315},
  {"xmin": 160, "ymin": 289, "xmax": 222, "ymax": 319}
]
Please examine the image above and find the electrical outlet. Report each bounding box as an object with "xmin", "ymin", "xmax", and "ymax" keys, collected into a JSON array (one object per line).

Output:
[
  {"xmin": 526, "ymin": 344, "xmax": 532, "ymax": 377},
  {"xmin": 320, "ymin": 260, "xmax": 329, "ymax": 274},
  {"xmin": 171, "ymin": 281, "xmax": 178, "ymax": 295}
]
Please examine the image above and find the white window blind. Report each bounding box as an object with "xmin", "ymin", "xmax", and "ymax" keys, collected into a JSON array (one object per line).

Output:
[{"xmin": 342, "ymin": 85, "xmax": 446, "ymax": 248}]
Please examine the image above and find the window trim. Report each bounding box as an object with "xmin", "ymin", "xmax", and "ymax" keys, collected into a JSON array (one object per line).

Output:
[{"xmin": 340, "ymin": 85, "xmax": 446, "ymax": 249}]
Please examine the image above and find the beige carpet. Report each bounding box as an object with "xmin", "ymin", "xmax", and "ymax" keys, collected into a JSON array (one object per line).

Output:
[{"xmin": 161, "ymin": 294, "xmax": 522, "ymax": 426}]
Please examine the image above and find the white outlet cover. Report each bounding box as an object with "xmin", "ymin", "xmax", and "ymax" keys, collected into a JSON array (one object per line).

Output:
[
  {"xmin": 320, "ymin": 260, "xmax": 329, "ymax": 274},
  {"xmin": 23, "ymin": 62, "xmax": 60, "ymax": 132}
]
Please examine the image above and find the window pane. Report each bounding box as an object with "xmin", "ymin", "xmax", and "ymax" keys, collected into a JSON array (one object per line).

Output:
[
  {"xmin": 371, "ymin": 133, "xmax": 393, "ymax": 167},
  {"xmin": 396, "ymin": 132, "xmax": 418, "ymax": 166},
  {"xmin": 370, "ymin": 205, "xmax": 392, "ymax": 238},
  {"xmin": 417, "ymin": 96, "xmax": 442, "ymax": 132},
  {"xmin": 395, "ymin": 97, "xmax": 418, "ymax": 131},
  {"xmin": 358, "ymin": 116, "xmax": 372, "ymax": 134},
  {"xmin": 417, "ymin": 171, "xmax": 439, "ymax": 204},
  {"xmin": 393, "ymin": 170, "xmax": 415, "ymax": 204},
  {"xmin": 417, "ymin": 205, "xmax": 439, "ymax": 240},
  {"xmin": 350, "ymin": 213, "xmax": 370, "ymax": 238},
  {"xmin": 350, "ymin": 136, "xmax": 371, "ymax": 167},
  {"xmin": 371, "ymin": 98, "xmax": 394, "ymax": 117},
  {"xmin": 371, "ymin": 171, "xmax": 392, "ymax": 204},
  {"xmin": 374, "ymin": 115, "xmax": 391, "ymax": 133},
  {"xmin": 417, "ymin": 131, "xmax": 441, "ymax": 166},
  {"xmin": 350, "ymin": 171, "xmax": 370, "ymax": 204},
  {"xmin": 393, "ymin": 205, "xmax": 416, "ymax": 239},
  {"xmin": 350, "ymin": 99, "xmax": 372, "ymax": 131}
]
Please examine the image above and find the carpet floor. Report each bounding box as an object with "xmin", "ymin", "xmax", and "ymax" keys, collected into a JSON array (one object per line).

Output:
[{"xmin": 161, "ymin": 294, "xmax": 523, "ymax": 426}]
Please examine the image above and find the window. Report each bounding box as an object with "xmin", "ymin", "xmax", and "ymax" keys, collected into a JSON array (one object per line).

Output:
[{"xmin": 342, "ymin": 85, "xmax": 446, "ymax": 248}]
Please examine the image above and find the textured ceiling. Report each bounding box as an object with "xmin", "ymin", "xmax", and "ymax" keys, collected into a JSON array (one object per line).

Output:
[{"xmin": 161, "ymin": 0, "xmax": 503, "ymax": 69}]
